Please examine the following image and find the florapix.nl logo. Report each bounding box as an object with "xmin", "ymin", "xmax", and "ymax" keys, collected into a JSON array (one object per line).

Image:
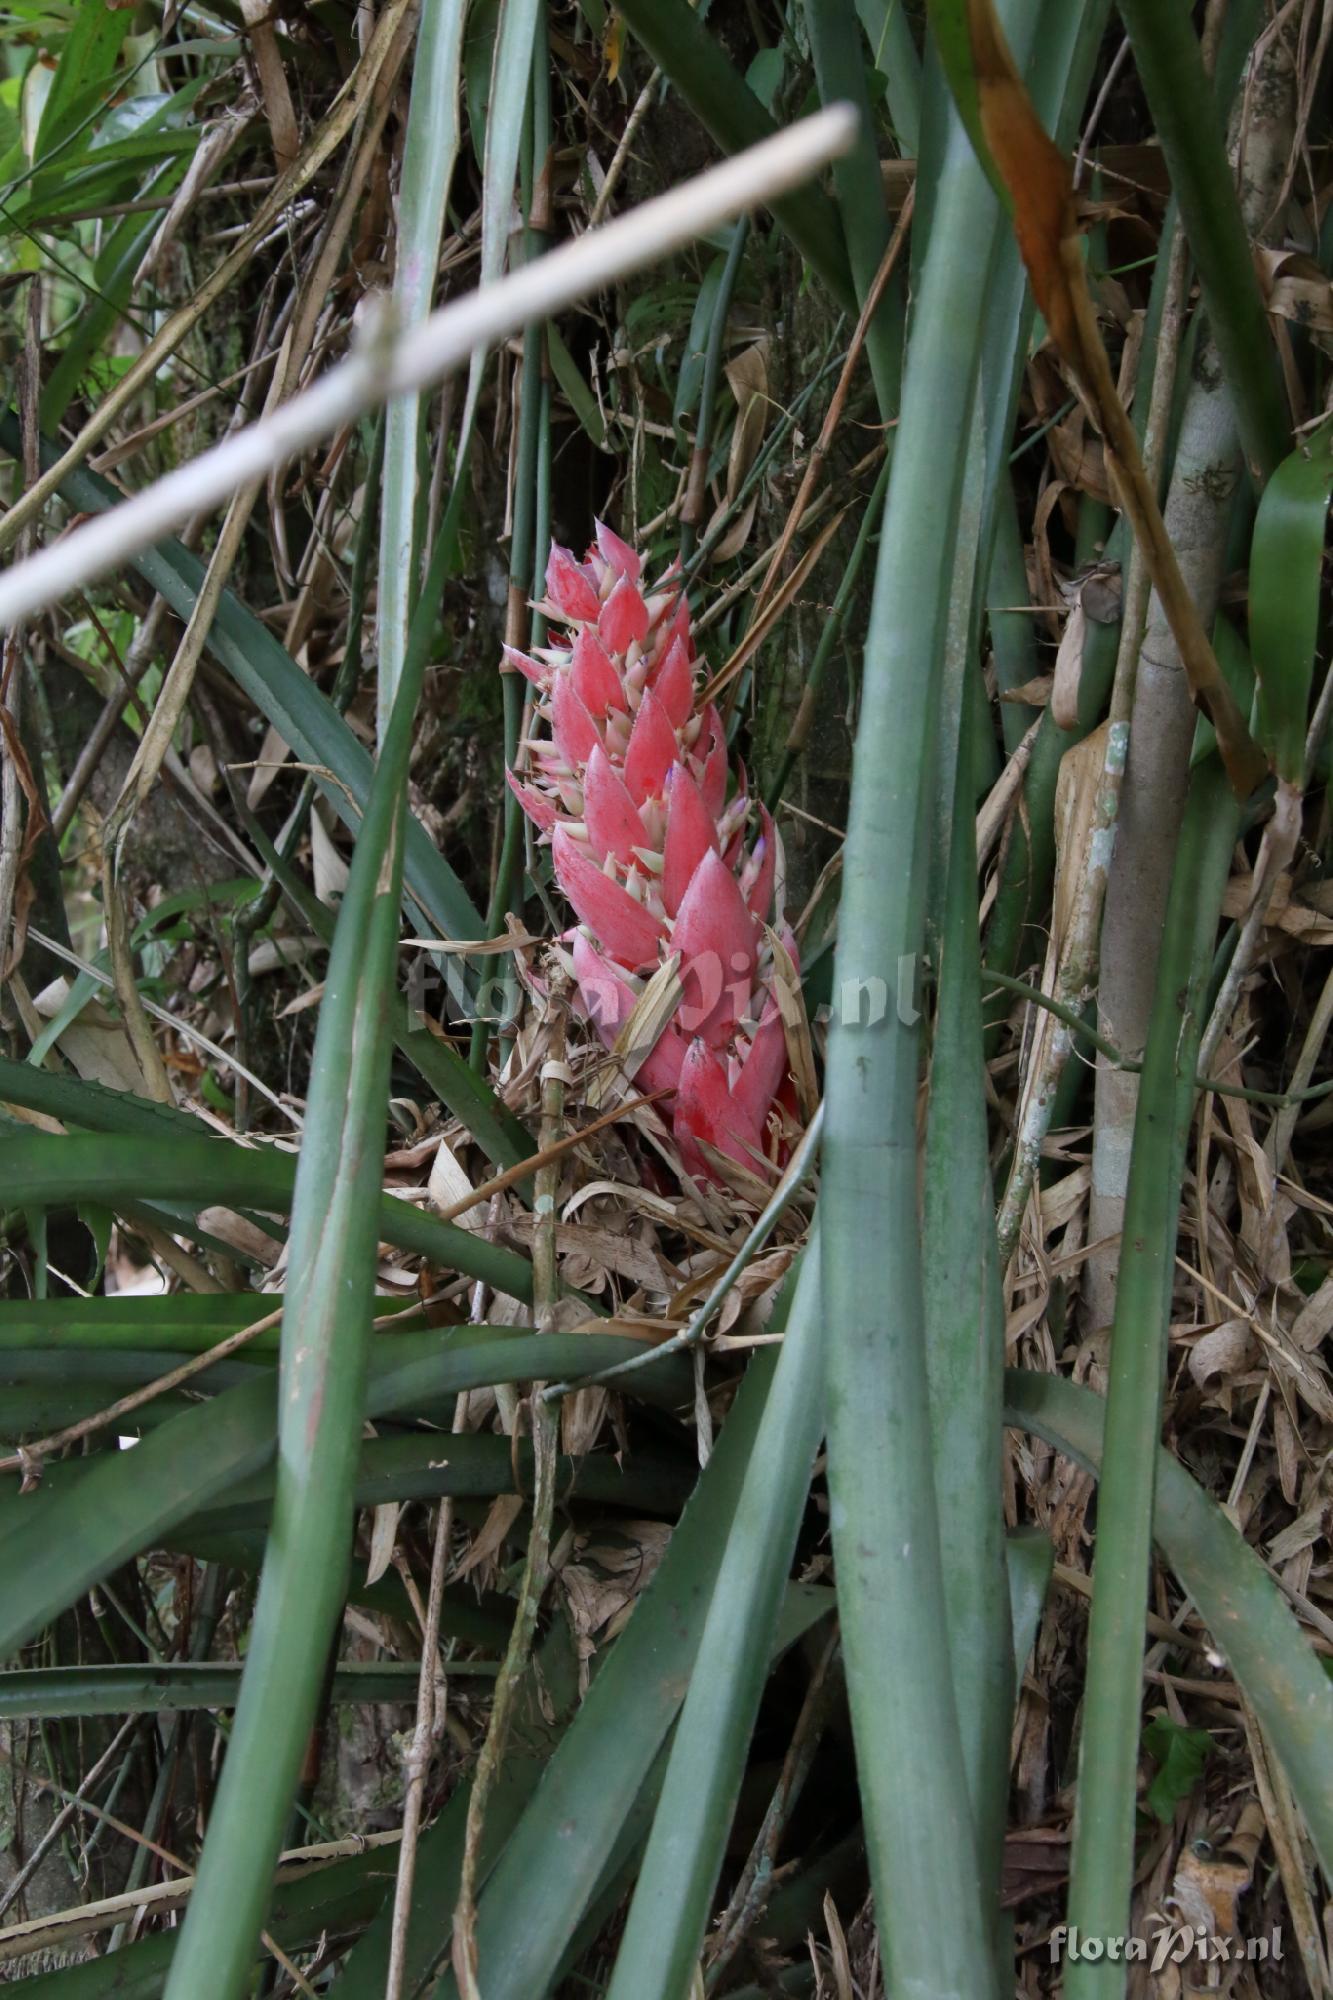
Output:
[{"xmin": 1048, "ymin": 1922, "xmax": 1282, "ymax": 1973}]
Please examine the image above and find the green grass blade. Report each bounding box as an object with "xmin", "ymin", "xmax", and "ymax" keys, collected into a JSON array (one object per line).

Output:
[
  {"xmin": 157, "ymin": 580, "xmax": 520, "ymax": 1997},
  {"xmin": 17, "ymin": 1841, "xmax": 407, "ymax": 1997},
  {"xmin": 603, "ymin": 1247, "xmax": 825, "ymax": 2000},
  {"xmin": 0, "ymin": 1660, "xmax": 497, "ymax": 1720},
  {"xmin": 1, "ymin": 1131, "xmax": 532, "ymax": 1296},
  {"xmin": 0, "ymin": 1328, "xmax": 684, "ymax": 1657},
  {"xmin": 376, "ymin": 0, "xmax": 466, "ymax": 737},
  {"xmin": 329, "ymin": 1622, "xmax": 584, "ymax": 1996},
  {"xmin": 805, "ymin": 0, "xmax": 903, "ymax": 422},
  {"xmin": 1114, "ymin": 0, "xmax": 1289, "ymax": 484},
  {"xmin": 1251, "ymin": 427, "xmax": 1333, "ymax": 785},
  {"xmin": 855, "ymin": 0, "xmax": 922, "ymax": 155},
  {"xmin": 422, "ymin": 1356, "xmax": 829, "ymax": 2000},
  {"xmin": 1006, "ymin": 1527, "xmax": 1054, "ymax": 1681},
  {"xmin": 1006, "ymin": 1368, "xmax": 1333, "ymax": 1879},
  {"xmin": 924, "ymin": 717, "xmax": 1012, "ymax": 1916},
  {"xmin": 0, "ymin": 1295, "xmax": 291, "ymax": 1357},
  {"xmin": 32, "ymin": 1, "xmax": 130, "ymax": 158},
  {"xmin": 176, "ymin": 1430, "xmax": 690, "ymax": 1539}
]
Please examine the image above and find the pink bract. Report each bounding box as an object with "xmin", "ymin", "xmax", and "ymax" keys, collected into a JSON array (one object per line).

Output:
[{"xmin": 508, "ymin": 534, "xmax": 795, "ymax": 1182}]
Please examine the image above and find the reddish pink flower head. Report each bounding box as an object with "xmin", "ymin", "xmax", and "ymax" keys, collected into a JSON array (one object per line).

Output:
[{"xmin": 508, "ymin": 533, "xmax": 793, "ymax": 1181}]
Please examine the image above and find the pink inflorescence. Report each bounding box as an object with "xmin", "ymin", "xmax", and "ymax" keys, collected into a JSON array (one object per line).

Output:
[{"xmin": 506, "ymin": 523, "xmax": 795, "ymax": 1181}]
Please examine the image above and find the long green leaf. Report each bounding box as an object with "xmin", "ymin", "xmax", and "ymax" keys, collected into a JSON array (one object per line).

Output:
[
  {"xmin": 1251, "ymin": 426, "xmax": 1333, "ymax": 784},
  {"xmin": 325, "ymin": 1620, "xmax": 585, "ymax": 1996},
  {"xmin": 1064, "ymin": 754, "xmax": 1240, "ymax": 2000},
  {"xmin": 818, "ymin": 17, "xmax": 1021, "ymax": 1991},
  {"xmin": 17, "ymin": 1840, "xmax": 405, "ymax": 1997},
  {"xmin": 1, "ymin": 1131, "xmax": 531, "ymax": 1297},
  {"xmin": 0, "ymin": 1328, "xmax": 686, "ymax": 1658},
  {"xmin": 923, "ymin": 704, "xmax": 1012, "ymax": 1916},
  {"xmin": 0, "ymin": 1660, "xmax": 497, "ymax": 1720},
  {"xmin": 157, "ymin": 516, "xmax": 536, "ymax": 2000},
  {"xmin": 32, "ymin": 3, "xmax": 130, "ymax": 159},
  {"xmin": 804, "ymin": 0, "xmax": 903, "ymax": 423},
  {"xmin": 1113, "ymin": 0, "xmax": 1289, "ymax": 484},
  {"xmin": 424, "ymin": 1355, "xmax": 829, "ymax": 1999},
  {"xmin": 180, "ymin": 1428, "xmax": 693, "ymax": 1537},
  {"xmin": 604, "ymin": 1247, "xmax": 825, "ymax": 1999},
  {"xmin": 376, "ymin": 0, "xmax": 466, "ymax": 735}
]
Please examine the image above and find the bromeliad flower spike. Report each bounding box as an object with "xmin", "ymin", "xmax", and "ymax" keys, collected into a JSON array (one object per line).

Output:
[{"xmin": 506, "ymin": 525, "xmax": 796, "ymax": 1181}]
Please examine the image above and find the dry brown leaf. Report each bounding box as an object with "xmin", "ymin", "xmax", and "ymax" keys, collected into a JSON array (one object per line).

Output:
[
  {"xmin": 452, "ymin": 1493, "xmax": 524, "ymax": 1584},
  {"xmin": 587, "ymin": 952, "xmax": 682, "ymax": 1109},
  {"xmin": 1187, "ymin": 1318, "xmax": 1257, "ymax": 1394},
  {"xmin": 428, "ymin": 1137, "xmax": 485, "ymax": 1233},
  {"xmin": 768, "ymin": 924, "xmax": 819, "ymax": 1120},
  {"xmin": 364, "ymin": 1501, "xmax": 400, "ymax": 1587}
]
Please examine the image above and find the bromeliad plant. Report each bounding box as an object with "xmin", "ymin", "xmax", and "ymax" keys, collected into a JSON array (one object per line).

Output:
[{"xmin": 505, "ymin": 526, "xmax": 796, "ymax": 1181}]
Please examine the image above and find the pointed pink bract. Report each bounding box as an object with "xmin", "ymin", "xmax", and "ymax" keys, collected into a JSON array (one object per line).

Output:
[
  {"xmin": 552, "ymin": 827, "xmax": 664, "ymax": 970},
  {"xmin": 671, "ymin": 848, "xmax": 757, "ymax": 1045},
  {"xmin": 594, "ymin": 519, "xmax": 641, "ymax": 583},
  {"xmin": 546, "ymin": 544, "xmax": 603, "ymax": 623},
  {"xmin": 584, "ymin": 744, "xmax": 646, "ymax": 865},
  {"xmin": 674, "ymin": 1039, "xmax": 762, "ymax": 1177},
  {"xmin": 662, "ymin": 762, "xmax": 718, "ymax": 918},
  {"xmin": 571, "ymin": 630, "xmax": 627, "ymax": 717},
  {"xmin": 507, "ymin": 767, "xmax": 558, "ymax": 834},
  {"xmin": 652, "ymin": 635, "xmax": 694, "ymax": 729},
  {"xmin": 599, "ymin": 574, "xmax": 650, "ymax": 654},
  {"xmin": 551, "ymin": 673, "xmax": 601, "ymax": 770},
  {"xmin": 623, "ymin": 687, "xmax": 678, "ymax": 806}
]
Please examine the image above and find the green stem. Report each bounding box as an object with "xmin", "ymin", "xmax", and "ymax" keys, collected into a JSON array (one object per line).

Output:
[{"xmin": 1065, "ymin": 754, "xmax": 1240, "ymax": 2000}]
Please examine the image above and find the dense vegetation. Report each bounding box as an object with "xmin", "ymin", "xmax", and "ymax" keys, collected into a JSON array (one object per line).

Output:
[{"xmin": 0, "ymin": 1, "xmax": 1331, "ymax": 1995}]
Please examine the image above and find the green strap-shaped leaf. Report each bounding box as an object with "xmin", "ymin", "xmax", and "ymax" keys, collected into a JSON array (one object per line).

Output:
[
  {"xmin": 0, "ymin": 1660, "xmax": 496, "ymax": 1720},
  {"xmin": 925, "ymin": 0, "xmax": 1011, "ymax": 211},
  {"xmin": 0, "ymin": 1326, "xmax": 687, "ymax": 1666},
  {"xmin": 420, "ymin": 1353, "xmax": 826, "ymax": 2000},
  {"xmin": 604, "ymin": 1248, "xmax": 826, "ymax": 2000},
  {"xmin": 376, "ymin": 0, "xmax": 467, "ymax": 733},
  {"xmin": 0, "ymin": 1131, "xmax": 532, "ymax": 1298},
  {"xmin": 16, "ymin": 1839, "xmax": 408, "ymax": 1996},
  {"xmin": 1251, "ymin": 427, "xmax": 1333, "ymax": 785},
  {"xmin": 31, "ymin": 2, "xmax": 132, "ymax": 160}
]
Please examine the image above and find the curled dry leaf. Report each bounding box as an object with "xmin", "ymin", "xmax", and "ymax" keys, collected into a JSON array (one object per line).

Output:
[
  {"xmin": 716, "ymin": 1242, "xmax": 794, "ymax": 1339},
  {"xmin": 452, "ymin": 1494, "xmax": 525, "ymax": 1586},
  {"xmin": 428, "ymin": 1135, "xmax": 485, "ymax": 1233},
  {"xmin": 364, "ymin": 1500, "xmax": 400, "ymax": 1588},
  {"xmin": 1187, "ymin": 1318, "xmax": 1258, "ymax": 1394}
]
